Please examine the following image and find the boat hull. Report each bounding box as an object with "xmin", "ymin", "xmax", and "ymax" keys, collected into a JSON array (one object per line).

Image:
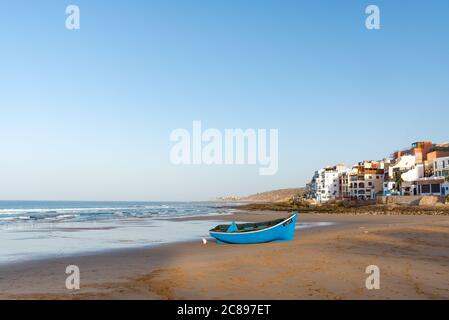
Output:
[{"xmin": 209, "ymin": 213, "xmax": 297, "ymax": 244}]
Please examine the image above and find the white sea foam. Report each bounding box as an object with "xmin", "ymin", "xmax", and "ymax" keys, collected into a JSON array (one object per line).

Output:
[
  {"xmin": 55, "ymin": 214, "xmax": 80, "ymax": 220},
  {"xmin": 0, "ymin": 217, "xmax": 15, "ymax": 221},
  {"xmin": 0, "ymin": 202, "xmax": 235, "ymax": 225},
  {"xmin": 0, "ymin": 207, "xmax": 129, "ymax": 214}
]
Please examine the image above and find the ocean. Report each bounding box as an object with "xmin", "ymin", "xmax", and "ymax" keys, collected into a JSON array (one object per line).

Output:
[
  {"xmin": 0, "ymin": 201, "xmax": 238, "ymax": 224},
  {"xmin": 0, "ymin": 201, "xmax": 237, "ymax": 265}
]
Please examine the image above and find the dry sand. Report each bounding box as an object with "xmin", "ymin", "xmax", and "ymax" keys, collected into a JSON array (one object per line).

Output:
[{"xmin": 1, "ymin": 211, "xmax": 449, "ymax": 300}]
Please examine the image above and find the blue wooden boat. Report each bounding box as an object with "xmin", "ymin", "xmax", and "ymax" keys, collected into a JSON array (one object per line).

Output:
[{"xmin": 209, "ymin": 211, "xmax": 297, "ymax": 244}]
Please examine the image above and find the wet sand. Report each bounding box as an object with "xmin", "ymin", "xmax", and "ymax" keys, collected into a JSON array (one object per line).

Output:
[{"xmin": 1, "ymin": 211, "xmax": 449, "ymax": 300}]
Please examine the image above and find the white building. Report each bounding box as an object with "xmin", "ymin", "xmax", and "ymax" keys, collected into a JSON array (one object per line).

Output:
[
  {"xmin": 401, "ymin": 163, "xmax": 425, "ymax": 182},
  {"xmin": 434, "ymin": 156, "xmax": 449, "ymax": 178},
  {"xmin": 432, "ymin": 156, "xmax": 449, "ymax": 196},
  {"xmin": 413, "ymin": 177, "xmax": 447, "ymax": 196},
  {"xmin": 387, "ymin": 154, "xmax": 427, "ymax": 196},
  {"xmin": 404, "ymin": 157, "xmax": 449, "ymax": 196},
  {"xmin": 383, "ymin": 181, "xmax": 397, "ymax": 195},
  {"xmin": 314, "ymin": 164, "xmax": 347, "ymax": 203},
  {"xmin": 388, "ymin": 155, "xmax": 416, "ymax": 178}
]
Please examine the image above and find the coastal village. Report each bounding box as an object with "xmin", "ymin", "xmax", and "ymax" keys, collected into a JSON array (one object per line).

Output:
[{"xmin": 306, "ymin": 141, "xmax": 449, "ymax": 203}]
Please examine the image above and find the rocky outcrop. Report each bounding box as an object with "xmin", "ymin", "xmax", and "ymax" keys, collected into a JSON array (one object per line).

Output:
[
  {"xmin": 377, "ymin": 195, "xmax": 422, "ymax": 206},
  {"xmin": 419, "ymin": 196, "xmax": 441, "ymax": 206}
]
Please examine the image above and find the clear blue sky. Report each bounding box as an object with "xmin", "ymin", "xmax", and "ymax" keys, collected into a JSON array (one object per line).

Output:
[{"xmin": 1, "ymin": 0, "xmax": 448, "ymax": 201}]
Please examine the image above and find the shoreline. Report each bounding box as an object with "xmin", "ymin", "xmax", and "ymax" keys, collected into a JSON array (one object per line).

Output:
[
  {"xmin": 1, "ymin": 211, "xmax": 449, "ymax": 299},
  {"xmin": 0, "ymin": 211, "xmax": 308, "ymax": 268}
]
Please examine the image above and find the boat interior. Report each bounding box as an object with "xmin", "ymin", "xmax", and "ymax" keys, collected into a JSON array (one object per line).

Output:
[{"xmin": 210, "ymin": 215, "xmax": 291, "ymax": 233}]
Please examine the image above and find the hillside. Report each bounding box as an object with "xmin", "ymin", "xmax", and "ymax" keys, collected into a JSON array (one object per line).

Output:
[{"xmin": 214, "ymin": 188, "xmax": 305, "ymax": 203}]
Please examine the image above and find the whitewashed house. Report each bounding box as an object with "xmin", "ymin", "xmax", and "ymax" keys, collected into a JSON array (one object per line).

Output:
[
  {"xmin": 388, "ymin": 155, "xmax": 416, "ymax": 178},
  {"xmin": 314, "ymin": 164, "xmax": 347, "ymax": 203},
  {"xmin": 434, "ymin": 156, "xmax": 449, "ymax": 178},
  {"xmin": 433, "ymin": 156, "xmax": 449, "ymax": 196}
]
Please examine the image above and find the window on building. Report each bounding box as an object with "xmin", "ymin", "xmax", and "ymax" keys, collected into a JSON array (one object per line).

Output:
[
  {"xmin": 421, "ymin": 184, "xmax": 431, "ymax": 194},
  {"xmin": 431, "ymin": 184, "xmax": 441, "ymax": 194},
  {"xmin": 368, "ymin": 182, "xmax": 372, "ymax": 186}
]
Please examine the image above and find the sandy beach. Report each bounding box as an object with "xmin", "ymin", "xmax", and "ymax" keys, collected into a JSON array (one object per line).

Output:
[{"xmin": 1, "ymin": 211, "xmax": 449, "ymax": 300}]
